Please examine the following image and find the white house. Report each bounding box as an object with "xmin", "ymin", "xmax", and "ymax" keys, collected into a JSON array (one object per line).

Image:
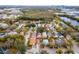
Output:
[
  {"xmin": 42, "ymin": 32, "xmax": 47, "ymax": 38},
  {"xmin": 0, "ymin": 23, "xmax": 9, "ymax": 29}
]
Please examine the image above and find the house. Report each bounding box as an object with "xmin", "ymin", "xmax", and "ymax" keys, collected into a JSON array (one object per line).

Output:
[
  {"xmin": 55, "ymin": 38, "xmax": 65, "ymax": 46},
  {"xmin": 42, "ymin": 32, "xmax": 47, "ymax": 38},
  {"xmin": 42, "ymin": 39, "xmax": 49, "ymax": 46},
  {"xmin": 36, "ymin": 33, "xmax": 42, "ymax": 39},
  {"xmin": 0, "ymin": 23, "xmax": 9, "ymax": 29},
  {"xmin": 37, "ymin": 23, "xmax": 41, "ymax": 27},
  {"xmin": 41, "ymin": 24, "xmax": 45, "ymax": 27},
  {"xmin": 31, "ymin": 32, "xmax": 36, "ymax": 38},
  {"xmin": 53, "ymin": 31, "xmax": 59, "ymax": 38},
  {"xmin": 66, "ymin": 34, "xmax": 72, "ymax": 40},
  {"xmin": 29, "ymin": 37, "xmax": 36, "ymax": 46},
  {"xmin": 49, "ymin": 26, "xmax": 55, "ymax": 30},
  {"xmin": 47, "ymin": 32, "xmax": 52, "ymax": 38}
]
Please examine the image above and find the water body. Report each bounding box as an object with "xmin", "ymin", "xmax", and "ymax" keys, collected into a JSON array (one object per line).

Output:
[{"xmin": 60, "ymin": 17, "xmax": 79, "ymax": 27}]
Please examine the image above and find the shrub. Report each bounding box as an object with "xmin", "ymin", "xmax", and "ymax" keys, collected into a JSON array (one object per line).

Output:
[
  {"xmin": 64, "ymin": 49, "xmax": 74, "ymax": 54},
  {"xmin": 37, "ymin": 27, "xmax": 46, "ymax": 33},
  {"xmin": 25, "ymin": 23, "xmax": 36, "ymax": 27}
]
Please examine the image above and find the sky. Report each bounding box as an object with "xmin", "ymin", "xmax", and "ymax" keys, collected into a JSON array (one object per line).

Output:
[{"xmin": 0, "ymin": 0, "xmax": 79, "ymax": 6}]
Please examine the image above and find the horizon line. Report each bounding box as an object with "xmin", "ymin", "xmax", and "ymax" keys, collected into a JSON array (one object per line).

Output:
[{"xmin": 0, "ymin": 5, "xmax": 78, "ymax": 6}]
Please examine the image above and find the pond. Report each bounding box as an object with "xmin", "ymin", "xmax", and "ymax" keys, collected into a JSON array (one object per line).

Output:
[{"xmin": 60, "ymin": 17, "xmax": 79, "ymax": 27}]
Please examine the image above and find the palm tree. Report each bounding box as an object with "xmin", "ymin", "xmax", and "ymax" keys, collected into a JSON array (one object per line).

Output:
[
  {"xmin": 66, "ymin": 40, "xmax": 73, "ymax": 49},
  {"xmin": 48, "ymin": 37, "xmax": 56, "ymax": 48},
  {"xmin": 56, "ymin": 48, "xmax": 63, "ymax": 54}
]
